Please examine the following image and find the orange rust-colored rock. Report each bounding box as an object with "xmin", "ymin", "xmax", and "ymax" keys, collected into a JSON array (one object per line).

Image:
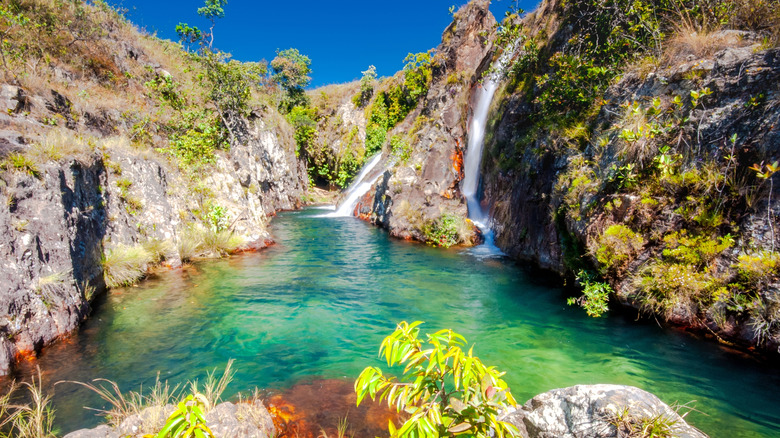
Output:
[{"xmin": 267, "ymin": 379, "xmax": 398, "ymax": 438}]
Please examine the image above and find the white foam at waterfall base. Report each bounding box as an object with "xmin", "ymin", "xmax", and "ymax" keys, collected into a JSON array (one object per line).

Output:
[{"xmin": 324, "ymin": 153, "xmax": 383, "ymax": 218}]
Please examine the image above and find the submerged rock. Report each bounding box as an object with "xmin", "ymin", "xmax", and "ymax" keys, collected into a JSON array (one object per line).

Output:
[{"xmin": 503, "ymin": 384, "xmax": 708, "ymax": 438}]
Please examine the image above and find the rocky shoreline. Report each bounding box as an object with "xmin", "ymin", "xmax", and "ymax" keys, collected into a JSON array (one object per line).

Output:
[{"xmin": 64, "ymin": 384, "xmax": 707, "ymax": 438}]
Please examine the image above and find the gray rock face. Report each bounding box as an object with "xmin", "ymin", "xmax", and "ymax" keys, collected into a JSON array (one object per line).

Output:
[
  {"xmin": 503, "ymin": 385, "xmax": 707, "ymax": 438},
  {"xmin": 357, "ymin": 0, "xmax": 495, "ymax": 242},
  {"xmin": 63, "ymin": 401, "xmax": 275, "ymax": 438},
  {"xmin": 0, "ymin": 157, "xmax": 106, "ymax": 374},
  {"xmin": 0, "ymin": 110, "xmax": 306, "ymax": 375}
]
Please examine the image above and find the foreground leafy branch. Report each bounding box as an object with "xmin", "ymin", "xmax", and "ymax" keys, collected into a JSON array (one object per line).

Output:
[{"xmin": 355, "ymin": 321, "xmax": 518, "ymax": 437}]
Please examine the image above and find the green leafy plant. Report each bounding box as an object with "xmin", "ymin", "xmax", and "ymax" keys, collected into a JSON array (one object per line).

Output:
[
  {"xmin": 568, "ymin": 270, "xmax": 612, "ymax": 317},
  {"xmin": 355, "ymin": 321, "xmax": 518, "ymax": 438},
  {"xmin": 205, "ymin": 203, "xmax": 230, "ymax": 233},
  {"xmin": 736, "ymin": 251, "xmax": 780, "ymax": 287},
  {"xmin": 287, "ymin": 105, "xmax": 317, "ymax": 158},
  {"xmin": 152, "ymin": 393, "xmax": 214, "ymax": 438},
  {"xmin": 594, "ymin": 224, "xmax": 644, "ymax": 274}
]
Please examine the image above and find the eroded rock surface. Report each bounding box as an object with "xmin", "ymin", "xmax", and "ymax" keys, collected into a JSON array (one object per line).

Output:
[
  {"xmin": 503, "ymin": 385, "xmax": 707, "ymax": 438},
  {"xmin": 63, "ymin": 400, "xmax": 275, "ymax": 438}
]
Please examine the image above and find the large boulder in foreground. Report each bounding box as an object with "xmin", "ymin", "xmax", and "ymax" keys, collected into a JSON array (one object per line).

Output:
[{"xmin": 503, "ymin": 384, "xmax": 707, "ymax": 438}]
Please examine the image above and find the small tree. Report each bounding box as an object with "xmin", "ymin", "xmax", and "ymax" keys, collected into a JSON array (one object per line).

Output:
[
  {"xmin": 175, "ymin": 0, "xmax": 227, "ymax": 50},
  {"xmin": 271, "ymin": 48, "xmax": 312, "ymax": 113},
  {"xmin": 355, "ymin": 321, "xmax": 519, "ymax": 438},
  {"xmin": 353, "ymin": 65, "xmax": 377, "ymax": 108}
]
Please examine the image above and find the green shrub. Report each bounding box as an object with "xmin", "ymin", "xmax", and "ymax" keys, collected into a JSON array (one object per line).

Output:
[
  {"xmin": 389, "ymin": 135, "xmax": 412, "ymax": 163},
  {"xmin": 557, "ymin": 155, "xmax": 598, "ymax": 220},
  {"xmin": 421, "ymin": 214, "xmax": 470, "ymax": 248},
  {"xmin": 352, "ymin": 65, "xmax": 376, "ymax": 108},
  {"xmin": 363, "ymin": 52, "xmax": 433, "ymax": 156},
  {"xmin": 167, "ymin": 120, "xmax": 224, "ymax": 167},
  {"xmin": 355, "ymin": 321, "xmax": 519, "ymax": 438},
  {"xmin": 595, "ymin": 224, "xmax": 644, "ymax": 273},
  {"xmin": 567, "ymin": 270, "xmax": 612, "ymax": 317},
  {"xmin": 102, "ymin": 244, "xmax": 154, "ymax": 289},
  {"xmin": 2, "ymin": 153, "xmax": 41, "ymax": 178},
  {"xmin": 637, "ymin": 261, "xmax": 720, "ymax": 317},
  {"xmin": 535, "ymin": 53, "xmax": 612, "ymax": 121},
  {"xmin": 736, "ymin": 251, "xmax": 780, "ymax": 286},
  {"xmin": 204, "ymin": 203, "xmax": 230, "ymax": 232},
  {"xmin": 286, "ymin": 105, "xmax": 317, "ymax": 158},
  {"xmin": 662, "ymin": 231, "xmax": 733, "ymax": 267}
]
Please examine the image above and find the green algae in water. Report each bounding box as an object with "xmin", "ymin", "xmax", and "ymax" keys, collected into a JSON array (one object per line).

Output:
[{"xmin": 19, "ymin": 209, "xmax": 780, "ymax": 437}]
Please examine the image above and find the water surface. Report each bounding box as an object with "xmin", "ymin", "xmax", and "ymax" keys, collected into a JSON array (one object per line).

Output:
[{"xmin": 18, "ymin": 210, "xmax": 780, "ymax": 437}]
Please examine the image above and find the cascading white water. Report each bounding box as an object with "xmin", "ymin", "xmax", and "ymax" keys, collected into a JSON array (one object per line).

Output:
[
  {"xmin": 462, "ymin": 79, "xmax": 500, "ymax": 226},
  {"xmin": 328, "ymin": 153, "xmax": 383, "ymax": 217},
  {"xmin": 462, "ymin": 48, "xmax": 517, "ymax": 256}
]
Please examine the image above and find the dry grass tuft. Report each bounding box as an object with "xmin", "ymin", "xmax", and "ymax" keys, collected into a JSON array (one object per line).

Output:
[
  {"xmin": 9, "ymin": 369, "xmax": 57, "ymax": 438},
  {"xmin": 178, "ymin": 224, "xmax": 245, "ymax": 261},
  {"xmin": 28, "ymin": 129, "xmax": 96, "ymax": 163},
  {"xmin": 662, "ymin": 27, "xmax": 752, "ymax": 65},
  {"xmin": 189, "ymin": 359, "xmax": 236, "ymax": 410},
  {"xmin": 102, "ymin": 243, "xmax": 154, "ymax": 288},
  {"xmin": 67, "ymin": 374, "xmax": 180, "ymax": 431}
]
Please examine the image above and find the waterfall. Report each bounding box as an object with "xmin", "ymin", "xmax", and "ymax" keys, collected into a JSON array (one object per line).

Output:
[
  {"xmin": 462, "ymin": 48, "xmax": 516, "ymax": 256},
  {"xmin": 327, "ymin": 153, "xmax": 383, "ymax": 218}
]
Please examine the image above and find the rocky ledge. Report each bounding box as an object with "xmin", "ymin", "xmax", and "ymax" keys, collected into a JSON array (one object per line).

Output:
[
  {"xmin": 64, "ymin": 400, "xmax": 275, "ymax": 438},
  {"xmin": 64, "ymin": 384, "xmax": 706, "ymax": 438}
]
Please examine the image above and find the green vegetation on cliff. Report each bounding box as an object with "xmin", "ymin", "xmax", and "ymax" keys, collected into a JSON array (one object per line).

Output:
[{"xmin": 484, "ymin": 0, "xmax": 780, "ymax": 349}]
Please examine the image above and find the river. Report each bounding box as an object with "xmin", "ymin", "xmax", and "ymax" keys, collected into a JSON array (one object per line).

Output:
[{"xmin": 16, "ymin": 209, "xmax": 780, "ymax": 437}]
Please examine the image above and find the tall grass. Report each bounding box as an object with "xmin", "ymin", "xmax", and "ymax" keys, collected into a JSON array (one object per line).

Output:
[
  {"xmin": 67, "ymin": 374, "xmax": 180, "ymax": 431},
  {"xmin": 188, "ymin": 359, "xmax": 236, "ymax": 409},
  {"xmin": 71, "ymin": 361, "xmax": 236, "ymax": 434},
  {"xmin": 178, "ymin": 225, "xmax": 245, "ymax": 261},
  {"xmin": 102, "ymin": 244, "xmax": 154, "ymax": 288},
  {"xmin": 0, "ymin": 369, "xmax": 57, "ymax": 438}
]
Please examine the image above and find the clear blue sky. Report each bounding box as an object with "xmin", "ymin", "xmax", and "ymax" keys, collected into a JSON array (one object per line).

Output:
[{"xmin": 110, "ymin": 0, "xmax": 539, "ymax": 87}]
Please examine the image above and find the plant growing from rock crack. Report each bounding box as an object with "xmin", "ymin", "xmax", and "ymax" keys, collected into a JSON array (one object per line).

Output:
[
  {"xmin": 151, "ymin": 393, "xmax": 214, "ymax": 438},
  {"xmin": 749, "ymin": 160, "xmax": 779, "ymax": 251},
  {"xmin": 355, "ymin": 321, "xmax": 518, "ymax": 438}
]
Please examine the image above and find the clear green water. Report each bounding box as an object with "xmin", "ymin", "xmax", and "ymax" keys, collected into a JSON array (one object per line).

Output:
[{"xmin": 19, "ymin": 209, "xmax": 780, "ymax": 436}]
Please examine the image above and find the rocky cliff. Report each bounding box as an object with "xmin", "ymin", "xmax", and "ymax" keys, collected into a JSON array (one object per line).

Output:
[
  {"xmin": 347, "ymin": 0, "xmax": 780, "ymax": 354},
  {"xmin": 0, "ymin": 1, "xmax": 307, "ymax": 374},
  {"xmin": 352, "ymin": 0, "xmax": 495, "ymax": 246},
  {"xmin": 480, "ymin": 0, "xmax": 780, "ymax": 353}
]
